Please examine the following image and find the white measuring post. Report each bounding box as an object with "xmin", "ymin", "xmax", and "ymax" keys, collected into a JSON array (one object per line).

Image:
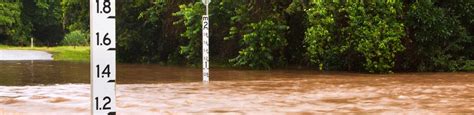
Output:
[
  {"xmin": 90, "ymin": 0, "xmax": 116, "ymax": 114},
  {"xmin": 202, "ymin": 0, "xmax": 210, "ymax": 83}
]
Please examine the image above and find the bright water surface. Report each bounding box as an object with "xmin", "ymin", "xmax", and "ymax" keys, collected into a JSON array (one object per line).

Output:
[{"xmin": 1, "ymin": 61, "xmax": 474, "ymax": 114}]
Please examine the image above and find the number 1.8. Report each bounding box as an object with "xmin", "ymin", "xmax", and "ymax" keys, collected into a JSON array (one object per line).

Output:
[{"xmin": 96, "ymin": 0, "xmax": 111, "ymax": 14}]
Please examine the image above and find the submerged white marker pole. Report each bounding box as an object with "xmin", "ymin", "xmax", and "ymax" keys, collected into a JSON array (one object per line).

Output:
[
  {"xmin": 202, "ymin": 0, "xmax": 211, "ymax": 83},
  {"xmin": 90, "ymin": 0, "xmax": 116, "ymax": 114}
]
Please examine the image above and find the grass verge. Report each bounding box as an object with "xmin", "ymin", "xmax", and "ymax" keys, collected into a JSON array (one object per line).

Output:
[{"xmin": 0, "ymin": 45, "xmax": 89, "ymax": 62}]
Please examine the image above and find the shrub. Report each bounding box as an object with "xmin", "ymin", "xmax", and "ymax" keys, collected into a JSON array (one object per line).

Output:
[
  {"xmin": 347, "ymin": 1, "xmax": 405, "ymax": 73},
  {"xmin": 230, "ymin": 20, "xmax": 288, "ymax": 69},
  {"xmin": 304, "ymin": 0, "xmax": 348, "ymax": 70},
  {"xmin": 173, "ymin": 2, "xmax": 204, "ymax": 64},
  {"xmin": 62, "ymin": 30, "xmax": 87, "ymax": 46},
  {"xmin": 402, "ymin": 0, "xmax": 472, "ymax": 71},
  {"xmin": 0, "ymin": 1, "xmax": 30, "ymax": 45},
  {"xmin": 305, "ymin": 1, "xmax": 405, "ymax": 73}
]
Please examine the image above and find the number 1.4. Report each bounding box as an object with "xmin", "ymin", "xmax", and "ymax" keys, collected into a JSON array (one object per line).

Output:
[{"xmin": 96, "ymin": 64, "xmax": 111, "ymax": 78}]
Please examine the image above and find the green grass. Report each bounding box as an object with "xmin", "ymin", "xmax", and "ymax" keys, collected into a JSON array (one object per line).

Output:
[{"xmin": 0, "ymin": 45, "xmax": 89, "ymax": 61}]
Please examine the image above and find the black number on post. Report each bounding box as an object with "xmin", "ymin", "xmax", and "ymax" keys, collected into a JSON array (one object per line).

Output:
[
  {"xmin": 103, "ymin": 96, "xmax": 111, "ymax": 110},
  {"xmin": 203, "ymin": 17, "xmax": 209, "ymax": 29},
  {"xmin": 103, "ymin": 33, "xmax": 111, "ymax": 45},
  {"xmin": 96, "ymin": 65, "xmax": 100, "ymax": 78},
  {"xmin": 96, "ymin": 0, "xmax": 112, "ymax": 14},
  {"xmin": 103, "ymin": 0, "xmax": 111, "ymax": 13},
  {"xmin": 96, "ymin": 32, "xmax": 100, "ymax": 45},
  {"xmin": 96, "ymin": 64, "xmax": 111, "ymax": 78},
  {"xmin": 102, "ymin": 64, "xmax": 111, "ymax": 78},
  {"xmin": 96, "ymin": 0, "xmax": 100, "ymax": 13},
  {"xmin": 203, "ymin": 22, "xmax": 209, "ymax": 29},
  {"xmin": 96, "ymin": 32, "xmax": 111, "ymax": 46},
  {"xmin": 95, "ymin": 96, "xmax": 112, "ymax": 110},
  {"xmin": 95, "ymin": 97, "xmax": 99, "ymax": 110}
]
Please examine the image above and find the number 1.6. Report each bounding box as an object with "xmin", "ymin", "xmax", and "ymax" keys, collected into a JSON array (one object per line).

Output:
[{"xmin": 96, "ymin": 32, "xmax": 111, "ymax": 46}]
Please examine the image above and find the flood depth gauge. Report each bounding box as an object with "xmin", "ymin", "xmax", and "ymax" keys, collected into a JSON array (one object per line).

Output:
[
  {"xmin": 90, "ymin": 0, "xmax": 116, "ymax": 114},
  {"xmin": 202, "ymin": 0, "xmax": 210, "ymax": 83}
]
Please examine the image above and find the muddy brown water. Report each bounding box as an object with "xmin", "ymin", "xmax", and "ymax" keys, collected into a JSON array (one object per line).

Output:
[{"xmin": 0, "ymin": 61, "xmax": 473, "ymax": 114}]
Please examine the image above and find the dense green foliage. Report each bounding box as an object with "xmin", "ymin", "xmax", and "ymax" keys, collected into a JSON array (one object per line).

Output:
[
  {"xmin": 401, "ymin": 0, "xmax": 473, "ymax": 71},
  {"xmin": 0, "ymin": 2, "xmax": 27, "ymax": 45},
  {"xmin": 0, "ymin": 0, "xmax": 472, "ymax": 72},
  {"xmin": 229, "ymin": 20, "xmax": 288, "ymax": 69},
  {"xmin": 116, "ymin": 0, "xmax": 189, "ymax": 64},
  {"xmin": 116, "ymin": 0, "xmax": 161, "ymax": 63},
  {"xmin": 225, "ymin": 1, "xmax": 290, "ymax": 69},
  {"xmin": 61, "ymin": 0, "xmax": 89, "ymax": 32},
  {"xmin": 173, "ymin": 0, "xmax": 293, "ymax": 69},
  {"xmin": 22, "ymin": 0, "xmax": 65, "ymax": 46},
  {"xmin": 305, "ymin": 1, "xmax": 405, "ymax": 73},
  {"xmin": 173, "ymin": 1, "xmax": 204, "ymax": 64},
  {"xmin": 304, "ymin": 1, "xmax": 348, "ymax": 71},
  {"xmin": 62, "ymin": 30, "xmax": 87, "ymax": 46},
  {"xmin": 348, "ymin": 1, "xmax": 405, "ymax": 73}
]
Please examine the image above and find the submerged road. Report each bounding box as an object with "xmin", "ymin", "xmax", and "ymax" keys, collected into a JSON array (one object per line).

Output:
[{"xmin": 0, "ymin": 50, "xmax": 53, "ymax": 60}]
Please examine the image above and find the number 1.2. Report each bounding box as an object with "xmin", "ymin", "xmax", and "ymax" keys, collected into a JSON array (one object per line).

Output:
[{"xmin": 95, "ymin": 96, "xmax": 111, "ymax": 110}]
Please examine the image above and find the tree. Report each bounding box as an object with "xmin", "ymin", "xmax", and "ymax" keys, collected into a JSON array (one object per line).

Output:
[
  {"xmin": 401, "ymin": 0, "xmax": 472, "ymax": 71},
  {"xmin": 347, "ymin": 1, "xmax": 405, "ymax": 73},
  {"xmin": 305, "ymin": 0, "xmax": 348, "ymax": 70},
  {"xmin": 61, "ymin": 0, "xmax": 89, "ymax": 32},
  {"xmin": 305, "ymin": 0, "xmax": 405, "ymax": 73},
  {"xmin": 0, "ymin": 1, "xmax": 29, "ymax": 45},
  {"xmin": 173, "ymin": 1, "xmax": 205, "ymax": 64},
  {"xmin": 226, "ymin": 0, "xmax": 290, "ymax": 69},
  {"xmin": 117, "ymin": 0, "xmax": 188, "ymax": 64},
  {"xmin": 21, "ymin": 0, "xmax": 64, "ymax": 46}
]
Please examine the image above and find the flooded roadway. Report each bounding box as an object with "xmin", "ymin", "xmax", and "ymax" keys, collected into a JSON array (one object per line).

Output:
[
  {"xmin": 0, "ymin": 50, "xmax": 53, "ymax": 61},
  {"xmin": 0, "ymin": 61, "xmax": 474, "ymax": 114}
]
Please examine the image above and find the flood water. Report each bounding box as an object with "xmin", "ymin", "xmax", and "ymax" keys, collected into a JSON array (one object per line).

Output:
[{"xmin": 1, "ymin": 61, "xmax": 474, "ymax": 114}]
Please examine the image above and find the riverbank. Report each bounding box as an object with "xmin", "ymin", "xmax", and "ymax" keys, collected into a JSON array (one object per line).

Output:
[
  {"xmin": 1, "ymin": 45, "xmax": 472, "ymax": 72},
  {"xmin": 0, "ymin": 45, "xmax": 89, "ymax": 62}
]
